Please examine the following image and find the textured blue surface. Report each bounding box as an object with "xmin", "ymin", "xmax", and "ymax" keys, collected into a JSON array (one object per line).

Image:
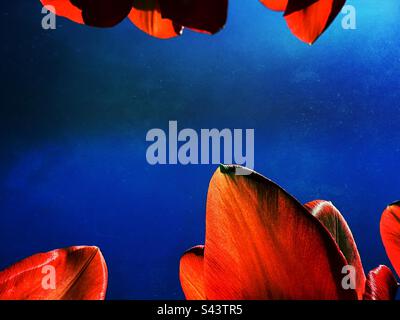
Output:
[{"xmin": 1, "ymin": 1, "xmax": 399, "ymax": 299}]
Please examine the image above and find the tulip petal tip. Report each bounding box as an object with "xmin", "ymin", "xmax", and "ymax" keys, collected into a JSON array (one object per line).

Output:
[
  {"xmin": 219, "ymin": 164, "xmax": 236, "ymax": 174},
  {"xmin": 218, "ymin": 164, "xmax": 253, "ymax": 176},
  {"xmin": 364, "ymin": 265, "xmax": 399, "ymax": 300},
  {"xmin": 389, "ymin": 200, "xmax": 400, "ymax": 207},
  {"xmin": 183, "ymin": 245, "xmax": 204, "ymax": 257}
]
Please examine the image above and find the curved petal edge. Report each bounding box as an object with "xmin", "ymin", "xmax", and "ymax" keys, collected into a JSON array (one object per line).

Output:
[
  {"xmin": 0, "ymin": 246, "xmax": 108, "ymax": 300},
  {"xmin": 380, "ymin": 201, "xmax": 400, "ymax": 279},
  {"xmin": 180, "ymin": 245, "xmax": 205, "ymax": 300},
  {"xmin": 363, "ymin": 265, "xmax": 398, "ymax": 300}
]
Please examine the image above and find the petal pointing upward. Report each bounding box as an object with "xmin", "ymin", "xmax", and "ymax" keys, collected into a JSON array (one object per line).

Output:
[
  {"xmin": 305, "ymin": 200, "xmax": 366, "ymax": 299},
  {"xmin": 204, "ymin": 165, "xmax": 357, "ymax": 300},
  {"xmin": 363, "ymin": 266, "xmax": 398, "ymax": 300},
  {"xmin": 380, "ymin": 202, "xmax": 400, "ymax": 278},
  {"xmin": 180, "ymin": 246, "xmax": 206, "ymax": 300}
]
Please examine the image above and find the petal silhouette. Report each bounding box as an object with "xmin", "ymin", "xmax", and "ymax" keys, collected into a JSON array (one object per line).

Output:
[
  {"xmin": 40, "ymin": 0, "xmax": 84, "ymax": 24},
  {"xmin": 0, "ymin": 246, "xmax": 108, "ymax": 300},
  {"xmin": 305, "ymin": 200, "xmax": 366, "ymax": 299},
  {"xmin": 72, "ymin": 0, "xmax": 134, "ymax": 28},
  {"xmin": 179, "ymin": 245, "xmax": 205, "ymax": 300},
  {"xmin": 363, "ymin": 266, "xmax": 398, "ymax": 300},
  {"xmin": 380, "ymin": 201, "xmax": 400, "ymax": 278},
  {"xmin": 284, "ymin": 0, "xmax": 346, "ymax": 44},
  {"xmin": 260, "ymin": 0, "xmax": 288, "ymax": 11},
  {"xmin": 203, "ymin": 165, "xmax": 357, "ymax": 300},
  {"xmin": 159, "ymin": 0, "xmax": 228, "ymax": 34},
  {"xmin": 129, "ymin": 0, "xmax": 182, "ymax": 39}
]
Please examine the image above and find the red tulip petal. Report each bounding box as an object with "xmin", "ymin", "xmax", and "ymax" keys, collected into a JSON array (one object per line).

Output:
[
  {"xmin": 203, "ymin": 165, "xmax": 357, "ymax": 300},
  {"xmin": 0, "ymin": 246, "xmax": 108, "ymax": 300},
  {"xmin": 129, "ymin": 0, "xmax": 182, "ymax": 39},
  {"xmin": 159, "ymin": 0, "xmax": 228, "ymax": 35},
  {"xmin": 380, "ymin": 201, "xmax": 400, "ymax": 278},
  {"xmin": 363, "ymin": 265, "xmax": 398, "ymax": 300},
  {"xmin": 72, "ymin": 0, "xmax": 134, "ymax": 28},
  {"xmin": 179, "ymin": 245, "xmax": 206, "ymax": 300},
  {"xmin": 40, "ymin": 0, "xmax": 84, "ymax": 24},
  {"xmin": 305, "ymin": 200, "xmax": 366, "ymax": 299},
  {"xmin": 260, "ymin": 0, "xmax": 288, "ymax": 11},
  {"xmin": 284, "ymin": 0, "xmax": 346, "ymax": 44}
]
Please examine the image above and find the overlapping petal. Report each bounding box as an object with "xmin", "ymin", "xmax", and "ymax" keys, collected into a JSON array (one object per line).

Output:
[
  {"xmin": 180, "ymin": 165, "xmax": 400, "ymax": 300},
  {"xmin": 305, "ymin": 200, "xmax": 366, "ymax": 299},
  {"xmin": 380, "ymin": 201, "xmax": 400, "ymax": 278},
  {"xmin": 39, "ymin": 0, "xmax": 228, "ymax": 36},
  {"xmin": 40, "ymin": 0, "xmax": 347, "ymax": 43},
  {"xmin": 363, "ymin": 265, "xmax": 398, "ymax": 300},
  {"xmin": 129, "ymin": 0, "xmax": 182, "ymax": 39},
  {"xmin": 0, "ymin": 246, "xmax": 108, "ymax": 300},
  {"xmin": 201, "ymin": 165, "xmax": 356, "ymax": 300},
  {"xmin": 179, "ymin": 245, "xmax": 205, "ymax": 300},
  {"xmin": 284, "ymin": 0, "xmax": 346, "ymax": 44},
  {"xmin": 41, "ymin": 0, "xmax": 84, "ymax": 24},
  {"xmin": 42, "ymin": 0, "xmax": 135, "ymax": 27}
]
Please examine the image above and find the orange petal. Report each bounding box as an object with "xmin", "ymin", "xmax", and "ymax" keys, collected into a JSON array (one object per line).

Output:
[
  {"xmin": 129, "ymin": 0, "xmax": 182, "ymax": 39},
  {"xmin": 380, "ymin": 201, "xmax": 400, "ymax": 278},
  {"xmin": 260, "ymin": 0, "xmax": 288, "ymax": 11},
  {"xmin": 363, "ymin": 266, "xmax": 398, "ymax": 300},
  {"xmin": 203, "ymin": 165, "xmax": 357, "ymax": 300},
  {"xmin": 159, "ymin": 0, "xmax": 228, "ymax": 35},
  {"xmin": 0, "ymin": 246, "xmax": 108, "ymax": 300},
  {"xmin": 40, "ymin": 0, "xmax": 84, "ymax": 24},
  {"xmin": 305, "ymin": 200, "xmax": 366, "ymax": 299},
  {"xmin": 179, "ymin": 245, "xmax": 205, "ymax": 300},
  {"xmin": 284, "ymin": 0, "xmax": 346, "ymax": 44}
]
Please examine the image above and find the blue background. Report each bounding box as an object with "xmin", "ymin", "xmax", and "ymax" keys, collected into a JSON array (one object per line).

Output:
[{"xmin": 1, "ymin": 1, "xmax": 399, "ymax": 299}]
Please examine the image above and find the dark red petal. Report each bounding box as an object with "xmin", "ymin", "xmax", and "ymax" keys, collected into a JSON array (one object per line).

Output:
[
  {"xmin": 179, "ymin": 245, "xmax": 205, "ymax": 300},
  {"xmin": 260, "ymin": 0, "xmax": 288, "ymax": 11},
  {"xmin": 71, "ymin": 0, "xmax": 134, "ymax": 28},
  {"xmin": 0, "ymin": 246, "xmax": 108, "ymax": 300},
  {"xmin": 284, "ymin": 0, "xmax": 346, "ymax": 44},
  {"xmin": 363, "ymin": 266, "xmax": 398, "ymax": 300},
  {"xmin": 203, "ymin": 165, "xmax": 357, "ymax": 300},
  {"xmin": 380, "ymin": 202, "xmax": 400, "ymax": 278},
  {"xmin": 129, "ymin": 0, "xmax": 182, "ymax": 39},
  {"xmin": 305, "ymin": 200, "xmax": 366, "ymax": 299},
  {"xmin": 159, "ymin": 0, "xmax": 228, "ymax": 35},
  {"xmin": 40, "ymin": 0, "xmax": 84, "ymax": 24}
]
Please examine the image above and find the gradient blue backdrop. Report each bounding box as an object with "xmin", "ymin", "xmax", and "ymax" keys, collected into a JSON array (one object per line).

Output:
[{"xmin": 1, "ymin": 1, "xmax": 399, "ymax": 299}]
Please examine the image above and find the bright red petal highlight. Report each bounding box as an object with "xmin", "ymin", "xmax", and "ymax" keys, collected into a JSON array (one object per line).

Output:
[
  {"xmin": 41, "ymin": 0, "xmax": 84, "ymax": 24},
  {"xmin": 0, "ymin": 246, "xmax": 108, "ymax": 300},
  {"xmin": 380, "ymin": 202, "xmax": 400, "ymax": 278},
  {"xmin": 284, "ymin": 0, "xmax": 346, "ymax": 44},
  {"xmin": 363, "ymin": 265, "xmax": 398, "ymax": 300},
  {"xmin": 203, "ymin": 165, "xmax": 357, "ymax": 300},
  {"xmin": 179, "ymin": 246, "xmax": 206, "ymax": 300},
  {"xmin": 260, "ymin": 0, "xmax": 288, "ymax": 11},
  {"xmin": 305, "ymin": 200, "xmax": 366, "ymax": 299}
]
